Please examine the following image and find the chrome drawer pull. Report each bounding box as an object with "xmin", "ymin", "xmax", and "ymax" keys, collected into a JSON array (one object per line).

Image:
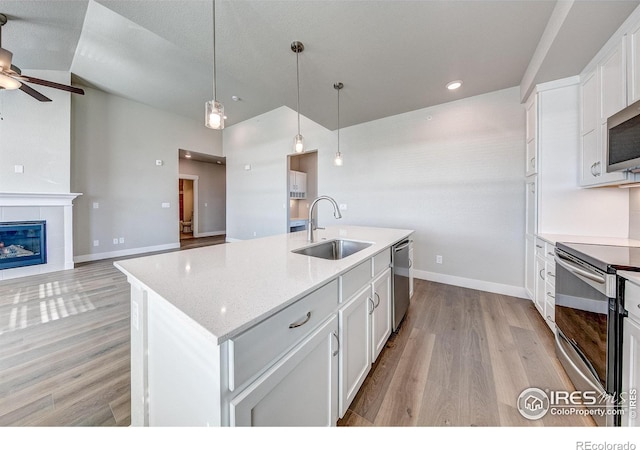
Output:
[
  {"xmin": 539, "ymin": 269, "xmax": 545, "ymax": 280},
  {"xmin": 546, "ymin": 292, "xmax": 555, "ymax": 299},
  {"xmin": 368, "ymin": 297, "xmax": 375, "ymax": 315},
  {"xmin": 289, "ymin": 312, "xmax": 311, "ymax": 329},
  {"xmin": 374, "ymin": 292, "xmax": 381, "ymax": 309},
  {"xmin": 547, "ymin": 272, "xmax": 555, "ymax": 278},
  {"xmin": 536, "ymin": 245, "xmax": 543, "ymax": 249}
]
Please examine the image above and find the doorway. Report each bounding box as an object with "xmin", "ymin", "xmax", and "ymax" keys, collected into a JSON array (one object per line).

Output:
[
  {"xmin": 178, "ymin": 175, "xmax": 198, "ymax": 240},
  {"xmin": 287, "ymin": 150, "xmax": 318, "ymax": 233}
]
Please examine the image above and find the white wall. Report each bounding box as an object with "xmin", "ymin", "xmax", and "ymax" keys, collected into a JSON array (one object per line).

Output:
[
  {"xmin": 72, "ymin": 87, "xmax": 221, "ymax": 261},
  {"xmin": 225, "ymin": 89, "xmax": 526, "ymax": 292},
  {"xmin": 224, "ymin": 106, "xmax": 334, "ymax": 240},
  {"xmin": 629, "ymin": 189, "xmax": 640, "ymax": 240},
  {"xmin": 0, "ymin": 70, "xmax": 71, "ymax": 193},
  {"xmin": 179, "ymin": 158, "xmax": 226, "ymax": 236}
]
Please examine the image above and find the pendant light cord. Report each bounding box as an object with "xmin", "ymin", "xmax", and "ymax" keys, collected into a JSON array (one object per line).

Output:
[
  {"xmin": 337, "ymin": 86, "xmax": 340, "ymax": 152},
  {"xmin": 296, "ymin": 49, "xmax": 301, "ymax": 135},
  {"xmin": 212, "ymin": 0, "xmax": 217, "ymax": 101}
]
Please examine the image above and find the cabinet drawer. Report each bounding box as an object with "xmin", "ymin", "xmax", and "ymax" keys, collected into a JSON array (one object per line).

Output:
[
  {"xmin": 534, "ymin": 238, "xmax": 546, "ymax": 256},
  {"xmin": 545, "ymin": 297, "xmax": 555, "ymax": 324},
  {"xmin": 372, "ymin": 249, "xmax": 391, "ymax": 277},
  {"xmin": 341, "ymin": 260, "xmax": 372, "ymax": 303},
  {"xmin": 228, "ymin": 279, "xmax": 339, "ymax": 391},
  {"xmin": 546, "ymin": 262, "xmax": 556, "ymax": 287},
  {"xmin": 625, "ymin": 280, "xmax": 640, "ymax": 323},
  {"xmin": 544, "ymin": 242, "xmax": 556, "ymax": 262}
]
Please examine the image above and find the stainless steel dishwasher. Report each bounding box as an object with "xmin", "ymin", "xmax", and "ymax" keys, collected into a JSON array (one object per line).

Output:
[{"xmin": 392, "ymin": 239, "xmax": 411, "ymax": 331}]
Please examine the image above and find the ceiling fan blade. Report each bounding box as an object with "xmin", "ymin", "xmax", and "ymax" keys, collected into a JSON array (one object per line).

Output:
[
  {"xmin": 19, "ymin": 75, "xmax": 84, "ymax": 95},
  {"xmin": 19, "ymin": 83, "xmax": 52, "ymax": 102}
]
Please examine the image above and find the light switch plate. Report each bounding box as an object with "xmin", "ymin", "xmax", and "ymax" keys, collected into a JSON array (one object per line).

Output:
[
  {"xmin": 155, "ymin": 160, "xmax": 163, "ymax": 166},
  {"xmin": 162, "ymin": 202, "xmax": 170, "ymax": 208},
  {"xmin": 14, "ymin": 165, "xmax": 24, "ymax": 174}
]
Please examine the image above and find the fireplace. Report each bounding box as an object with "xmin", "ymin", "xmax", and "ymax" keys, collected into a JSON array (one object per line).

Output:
[{"xmin": 0, "ymin": 221, "xmax": 47, "ymax": 270}]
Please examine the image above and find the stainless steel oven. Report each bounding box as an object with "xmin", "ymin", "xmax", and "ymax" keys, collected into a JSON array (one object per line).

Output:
[{"xmin": 554, "ymin": 247, "xmax": 620, "ymax": 426}]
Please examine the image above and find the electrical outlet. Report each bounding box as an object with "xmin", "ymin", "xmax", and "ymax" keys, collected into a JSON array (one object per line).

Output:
[
  {"xmin": 92, "ymin": 202, "xmax": 99, "ymax": 209},
  {"xmin": 253, "ymin": 231, "xmax": 257, "ymax": 237},
  {"xmin": 119, "ymin": 237, "xmax": 124, "ymax": 244},
  {"xmin": 113, "ymin": 238, "xmax": 118, "ymax": 245},
  {"xmin": 14, "ymin": 165, "xmax": 24, "ymax": 174},
  {"xmin": 436, "ymin": 255, "xmax": 443, "ymax": 264},
  {"xmin": 162, "ymin": 202, "xmax": 170, "ymax": 208},
  {"xmin": 93, "ymin": 240, "xmax": 99, "ymax": 247}
]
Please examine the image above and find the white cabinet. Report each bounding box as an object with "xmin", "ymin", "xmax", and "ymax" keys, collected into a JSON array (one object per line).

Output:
[
  {"xmin": 533, "ymin": 237, "xmax": 556, "ymax": 332},
  {"xmin": 338, "ymin": 260, "xmax": 392, "ymax": 418},
  {"xmin": 289, "ymin": 170, "xmax": 307, "ymax": 199},
  {"xmin": 525, "ymin": 236, "xmax": 535, "ymax": 299},
  {"xmin": 622, "ymin": 317, "xmax": 640, "ymax": 427},
  {"xmin": 525, "ymin": 177, "xmax": 537, "ymax": 236},
  {"xmin": 622, "ymin": 279, "xmax": 640, "ymax": 427},
  {"xmin": 338, "ymin": 285, "xmax": 371, "ymax": 418},
  {"xmin": 580, "ymin": 31, "xmax": 636, "ymax": 186},
  {"xmin": 525, "ymin": 94, "xmax": 538, "ymax": 176},
  {"xmin": 230, "ymin": 316, "xmax": 338, "ymax": 426},
  {"xmin": 371, "ymin": 268, "xmax": 392, "ymax": 362},
  {"xmin": 627, "ymin": 20, "xmax": 640, "ymax": 105}
]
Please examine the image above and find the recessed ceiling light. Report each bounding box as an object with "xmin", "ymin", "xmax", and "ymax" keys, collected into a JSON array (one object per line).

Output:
[
  {"xmin": 231, "ymin": 95, "xmax": 241, "ymax": 102},
  {"xmin": 446, "ymin": 80, "xmax": 463, "ymax": 90},
  {"xmin": 185, "ymin": 153, "xmax": 192, "ymax": 158},
  {"xmin": 216, "ymin": 161, "xmax": 222, "ymax": 165}
]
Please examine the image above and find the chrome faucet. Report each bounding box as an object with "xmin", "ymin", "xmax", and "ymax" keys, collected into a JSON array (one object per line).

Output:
[{"xmin": 307, "ymin": 195, "xmax": 342, "ymax": 242}]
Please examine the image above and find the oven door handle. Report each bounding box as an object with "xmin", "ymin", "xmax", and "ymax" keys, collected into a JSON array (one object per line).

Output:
[{"xmin": 554, "ymin": 253, "xmax": 605, "ymax": 285}]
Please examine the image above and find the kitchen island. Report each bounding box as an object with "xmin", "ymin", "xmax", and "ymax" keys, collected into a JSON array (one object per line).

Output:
[{"xmin": 115, "ymin": 225, "xmax": 413, "ymax": 426}]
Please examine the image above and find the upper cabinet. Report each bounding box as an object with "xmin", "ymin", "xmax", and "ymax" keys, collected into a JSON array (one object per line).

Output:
[
  {"xmin": 579, "ymin": 9, "xmax": 640, "ymax": 187},
  {"xmin": 627, "ymin": 20, "xmax": 640, "ymax": 105},
  {"xmin": 289, "ymin": 170, "xmax": 307, "ymax": 199},
  {"xmin": 525, "ymin": 95, "xmax": 538, "ymax": 177}
]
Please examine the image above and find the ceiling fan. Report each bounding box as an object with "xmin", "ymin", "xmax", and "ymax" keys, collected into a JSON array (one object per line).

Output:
[{"xmin": 0, "ymin": 13, "xmax": 84, "ymax": 102}]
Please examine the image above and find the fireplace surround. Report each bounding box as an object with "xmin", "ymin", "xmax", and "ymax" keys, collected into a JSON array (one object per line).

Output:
[{"xmin": 0, "ymin": 192, "xmax": 81, "ymax": 280}]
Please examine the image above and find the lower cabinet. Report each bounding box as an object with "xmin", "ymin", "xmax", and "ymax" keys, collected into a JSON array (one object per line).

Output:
[
  {"xmin": 622, "ymin": 316, "xmax": 640, "ymax": 427},
  {"xmin": 338, "ymin": 267, "xmax": 392, "ymax": 417},
  {"xmin": 230, "ymin": 316, "xmax": 339, "ymax": 426},
  {"xmin": 371, "ymin": 268, "xmax": 392, "ymax": 362},
  {"xmin": 338, "ymin": 285, "xmax": 371, "ymax": 417}
]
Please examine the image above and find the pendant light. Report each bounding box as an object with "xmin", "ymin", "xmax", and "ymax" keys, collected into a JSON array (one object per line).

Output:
[
  {"xmin": 205, "ymin": 0, "xmax": 224, "ymax": 129},
  {"xmin": 291, "ymin": 41, "xmax": 305, "ymax": 153},
  {"xmin": 334, "ymin": 82, "xmax": 344, "ymax": 166}
]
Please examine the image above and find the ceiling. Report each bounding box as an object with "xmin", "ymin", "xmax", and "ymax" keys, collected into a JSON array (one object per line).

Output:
[
  {"xmin": 0, "ymin": 0, "xmax": 638, "ymax": 130},
  {"xmin": 178, "ymin": 148, "xmax": 225, "ymax": 165}
]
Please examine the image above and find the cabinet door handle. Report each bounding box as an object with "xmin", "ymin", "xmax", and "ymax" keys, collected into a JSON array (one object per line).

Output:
[
  {"xmin": 547, "ymin": 271, "xmax": 555, "ymax": 278},
  {"xmin": 539, "ymin": 269, "xmax": 545, "ymax": 280},
  {"xmin": 374, "ymin": 292, "xmax": 381, "ymax": 309},
  {"xmin": 547, "ymin": 315, "xmax": 554, "ymax": 323},
  {"xmin": 547, "ymin": 251, "xmax": 555, "ymax": 257},
  {"xmin": 368, "ymin": 297, "xmax": 375, "ymax": 315},
  {"xmin": 409, "ymin": 258, "xmax": 413, "ymax": 269},
  {"xmin": 332, "ymin": 331, "xmax": 340, "ymax": 357},
  {"xmin": 289, "ymin": 311, "xmax": 311, "ymax": 329},
  {"xmin": 546, "ymin": 292, "xmax": 555, "ymax": 299}
]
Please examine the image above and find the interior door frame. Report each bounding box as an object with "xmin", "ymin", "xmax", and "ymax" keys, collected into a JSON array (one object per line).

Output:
[{"xmin": 179, "ymin": 173, "xmax": 199, "ymax": 238}]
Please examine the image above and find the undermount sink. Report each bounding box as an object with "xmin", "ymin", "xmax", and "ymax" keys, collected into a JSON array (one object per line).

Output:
[{"xmin": 292, "ymin": 239, "xmax": 373, "ymax": 260}]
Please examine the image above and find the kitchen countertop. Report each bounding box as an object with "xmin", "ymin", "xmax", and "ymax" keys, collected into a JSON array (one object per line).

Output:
[
  {"xmin": 537, "ymin": 233, "xmax": 640, "ymax": 247},
  {"xmin": 619, "ymin": 270, "xmax": 640, "ymax": 286},
  {"xmin": 115, "ymin": 225, "xmax": 412, "ymax": 344}
]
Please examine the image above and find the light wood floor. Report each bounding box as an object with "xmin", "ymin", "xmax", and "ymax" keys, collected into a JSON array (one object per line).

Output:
[
  {"xmin": 0, "ymin": 255, "xmax": 593, "ymax": 426},
  {"xmin": 338, "ymin": 280, "xmax": 594, "ymax": 426}
]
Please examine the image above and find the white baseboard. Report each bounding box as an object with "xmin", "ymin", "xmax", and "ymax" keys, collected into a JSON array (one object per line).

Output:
[
  {"xmin": 74, "ymin": 243, "xmax": 180, "ymax": 263},
  {"xmin": 194, "ymin": 230, "xmax": 226, "ymax": 238},
  {"xmin": 413, "ymin": 269, "xmax": 528, "ymax": 299},
  {"xmin": 225, "ymin": 237, "xmax": 242, "ymax": 243}
]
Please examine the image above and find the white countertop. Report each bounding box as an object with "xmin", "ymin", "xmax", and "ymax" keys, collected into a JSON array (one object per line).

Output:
[
  {"xmin": 115, "ymin": 226, "xmax": 412, "ymax": 344},
  {"xmin": 619, "ymin": 270, "xmax": 640, "ymax": 286},
  {"xmin": 537, "ymin": 233, "xmax": 640, "ymax": 247}
]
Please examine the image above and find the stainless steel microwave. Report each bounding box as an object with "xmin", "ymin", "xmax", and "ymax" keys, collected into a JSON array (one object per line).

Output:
[{"xmin": 607, "ymin": 99, "xmax": 640, "ymax": 172}]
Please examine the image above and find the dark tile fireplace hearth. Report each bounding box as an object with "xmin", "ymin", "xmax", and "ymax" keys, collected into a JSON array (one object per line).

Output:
[{"xmin": 0, "ymin": 221, "xmax": 47, "ymax": 270}]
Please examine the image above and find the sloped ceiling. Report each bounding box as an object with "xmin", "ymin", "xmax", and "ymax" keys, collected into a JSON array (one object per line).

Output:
[{"xmin": 0, "ymin": 0, "xmax": 638, "ymax": 129}]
